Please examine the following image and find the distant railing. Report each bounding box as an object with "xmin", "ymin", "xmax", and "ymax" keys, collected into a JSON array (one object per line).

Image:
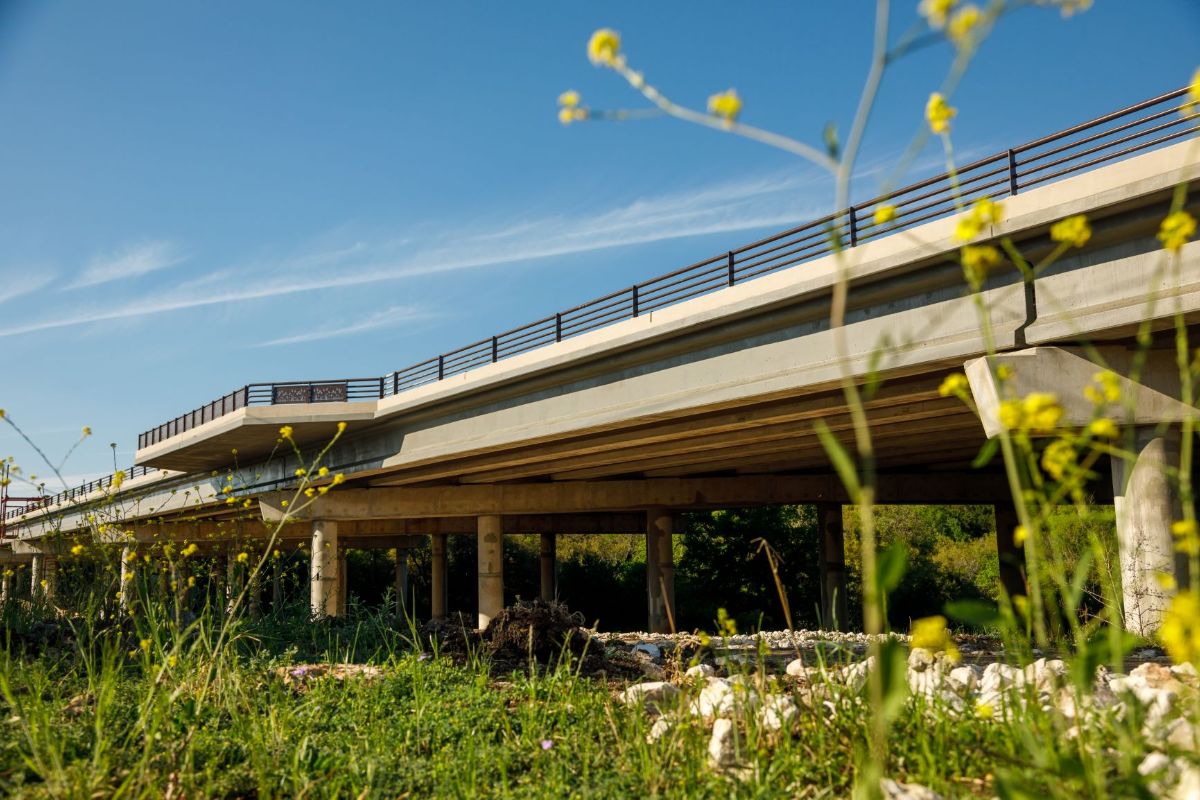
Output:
[
  {"xmin": 1, "ymin": 465, "xmax": 161, "ymax": 524},
  {"xmin": 127, "ymin": 85, "xmax": 1194, "ymax": 451}
]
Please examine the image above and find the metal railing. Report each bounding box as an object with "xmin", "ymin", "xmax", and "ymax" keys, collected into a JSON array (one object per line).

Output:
[
  {"xmin": 2, "ymin": 465, "xmax": 161, "ymax": 525},
  {"xmin": 124, "ymin": 86, "xmax": 1193, "ymax": 451}
]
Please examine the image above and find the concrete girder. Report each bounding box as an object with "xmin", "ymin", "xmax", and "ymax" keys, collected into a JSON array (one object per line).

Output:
[{"xmin": 259, "ymin": 475, "xmax": 1020, "ymax": 523}]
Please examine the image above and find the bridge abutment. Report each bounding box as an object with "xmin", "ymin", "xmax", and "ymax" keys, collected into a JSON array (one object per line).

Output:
[{"xmin": 646, "ymin": 509, "xmax": 674, "ymax": 633}]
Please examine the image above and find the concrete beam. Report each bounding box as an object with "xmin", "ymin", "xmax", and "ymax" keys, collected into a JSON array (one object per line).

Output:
[
  {"xmin": 965, "ymin": 346, "xmax": 1193, "ymax": 439},
  {"xmin": 261, "ymin": 475, "xmax": 1022, "ymax": 522}
]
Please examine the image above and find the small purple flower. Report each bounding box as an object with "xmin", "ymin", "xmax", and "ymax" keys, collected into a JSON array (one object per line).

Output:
[
  {"xmin": 541, "ymin": 739, "xmax": 553, "ymax": 751},
  {"xmin": 291, "ymin": 667, "xmax": 308, "ymax": 677},
  {"xmin": 418, "ymin": 652, "xmax": 433, "ymax": 662}
]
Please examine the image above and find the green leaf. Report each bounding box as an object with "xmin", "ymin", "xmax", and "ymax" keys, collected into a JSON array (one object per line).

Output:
[
  {"xmin": 971, "ymin": 437, "xmax": 999, "ymax": 468},
  {"xmin": 1066, "ymin": 549, "xmax": 1096, "ymax": 613},
  {"xmin": 876, "ymin": 542, "xmax": 908, "ymax": 596},
  {"xmin": 814, "ymin": 420, "xmax": 861, "ymax": 500},
  {"xmin": 945, "ymin": 599, "xmax": 1002, "ymax": 628}
]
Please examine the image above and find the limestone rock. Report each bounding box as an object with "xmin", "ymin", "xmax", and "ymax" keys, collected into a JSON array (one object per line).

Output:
[
  {"xmin": 785, "ymin": 657, "xmax": 807, "ymax": 677},
  {"xmin": 708, "ymin": 718, "xmax": 738, "ymax": 768},
  {"xmin": 758, "ymin": 694, "xmax": 798, "ymax": 732},
  {"xmin": 621, "ymin": 681, "xmax": 679, "ymax": 711},
  {"xmin": 880, "ymin": 778, "xmax": 944, "ymax": 799},
  {"xmin": 646, "ymin": 717, "xmax": 672, "ymax": 744},
  {"xmin": 685, "ymin": 663, "xmax": 716, "ymax": 680}
]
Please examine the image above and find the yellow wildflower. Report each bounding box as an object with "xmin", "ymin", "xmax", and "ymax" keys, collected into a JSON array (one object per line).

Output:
[
  {"xmin": 1161, "ymin": 592, "xmax": 1200, "ymax": 666},
  {"xmin": 961, "ymin": 244, "xmax": 1001, "ymax": 285},
  {"xmin": 112, "ymin": 469, "xmax": 126, "ymax": 490},
  {"xmin": 1157, "ymin": 572, "xmax": 1179, "ymax": 592},
  {"xmin": 1173, "ymin": 520, "xmax": 1199, "ymax": 556},
  {"xmin": 336, "ymin": 421, "xmax": 347, "ymax": 433},
  {"xmin": 221, "ymin": 485, "xmax": 233, "ymax": 494},
  {"xmin": 919, "ymin": 0, "xmax": 958, "ymax": 29},
  {"xmin": 1159, "ymin": 210, "xmax": 1196, "ymax": 253},
  {"xmin": 273, "ymin": 549, "xmax": 282, "ymax": 559},
  {"xmin": 187, "ymin": 576, "xmax": 196, "ymax": 587},
  {"xmin": 1013, "ymin": 525, "xmax": 1028, "ymax": 546},
  {"xmin": 305, "ymin": 488, "xmax": 316, "ymax": 498},
  {"xmin": 874, "ymin": 204, "xmax": 897, "ymax": 226},
  {"xmin": 954, "ymin": 197, "xmax": 1002, "ymax": 241},
  {"xmin": 557, "ymin": 90, "xmax": 581, "ymax": 108},
  {"xmin": 910, "ymin": 615, "xmax": 960, "ymax": 661},
  {"xmin": 225, "ymin": 497, "xmax": 236, "ymax": 505},
  {"xmin": 167, "ymin": 655, "xmax": 178, "ymax": 668},
  {"xmin": 82, "ymin": 426, "xmax": 92, "ymax": 436},
  {"xmin": 295, "ymin": 468, "xmax": 307, "ymax": 477},
  {"xmin": 995, "ymin": 364, "xmax": 1013, "ymax": 381},
  {"xmin": 1023, "ymin": 392, "xmax": 1063, "ymax": 431},
  {"xmin": 140, "ymin": 638, "xmax": 151, "ymax": 652},
  {"xmin": 587, "ymin": 28, "xmax": 621, "ymax": 66},
  {"xmin": 181, "ymin": 543, "xmax": 199, "ymax": 557},
  {"xmin": 70, "ymin": 544, "xmax": 85, "ymax": 556},
  {"xmin": 1087, "ymin": 418, "xmax": 1119, "ymax": 439},
  {"xmin": 1040, "ymin": 439, "xmax": 1076, "ymax": 481},
  {"xmin": 318, "ymin": 466, "xmax": 330, "ymax": 477},
  {"xmin": 707, "ymin": 89, "xmax": 743, "ymax": 124},
  {"xmin": 236, "ymin": 552, "xmax": 250, "ymax": 564},
  {"xmin": 1050, "ymin": 214, "xmax": 1091, "ymax": 248},
  {"xmin": 938, "ymin": 372, "xmax": 970, "ymax": 398},
  {"xmin": 1187, "ymin": 67, "xmax": 1200, "ymax": 112},
  {"xmin": 332, "ymin": 473, "xmax": 346, "ymax": 486},
  {"xmin": 279, "ymin": 425, "xmax": 294, "ymax": 439},
  {"xmin": 925, "ymin": 92, "xmax": 956, "ymax": 135},
  {"xmin": 1057, "ymin": 0, "xmax": 1093, "ymax": 17},
  {"xmin": 558, "ymin": 107, "xmax": 587, "ymax": 125},
  {"xmin": 1084, "ymin": 370, "xmax": 1122, "ymax": 405},
  {"xmin": 947, "ymin": 4, "xmax": 983, "ymax": 47},
  {"xmin": 976, "ymin": 702, "xmax": 995, "ymax": 719}
]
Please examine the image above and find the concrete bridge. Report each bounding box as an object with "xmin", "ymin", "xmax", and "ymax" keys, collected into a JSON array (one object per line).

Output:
[{"xmin": 3, "ymin": 88, "xmax": 1198, "ymax": 635}]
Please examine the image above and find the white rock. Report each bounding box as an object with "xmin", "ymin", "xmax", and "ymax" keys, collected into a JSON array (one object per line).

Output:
[
  {"xmin": 694, "ymin": 678, "xmax": 733, "ymax": 718},
  {"xmin": 1174, "ymin": 765, "xmax": 1200, "ymax": 800},
  {"xmin": 880, "ymin": 778, "xmax": 944, "ymax": 799},
  {"xmin": 708, "ymin": 718, "xmax": 738, "ymax": 767},
  {"xmin": 840, "ymin": 657, "xmax": 875, "ymax": 692},
  {"xmin": 685, "ymin": 663, "xmax": 716, "ymax": 679},
  {"xmin": 948, "ymin": 665, "xmax": 979, "ymax": 693},
  {"xmin": 758, "ymin": 695, "xmax": 798, "ymax": 732},
  {"xmin": 907, "ymin": 647, "xmax": 936, "ymax": 672},
  {"xmin": 785, "ymin": 658, "xmax": 807, "ymax": 677},
  {"xmin": 621, "ymin": 681, "xmax": 679, "ymax": 709},
  {"xmin": 1139, "ymin": 751, "xmax": 1172, "ymax": 776},
  {"xmin": 1167, "ymin": 718, "xmax": 1200, "ymax": 752},
  {"xmin": 633, "ymin": 643, "xmax": 662, "ymax": 661},
  {"xmin": 646, "ymin": 717, "xmax": 672, "ymax": 744}
]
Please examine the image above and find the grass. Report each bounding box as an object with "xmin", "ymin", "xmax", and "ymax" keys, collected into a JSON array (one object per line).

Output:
[{"xmin": 0, "ymin": 595, "xmax": 1178, "ymax": 799}]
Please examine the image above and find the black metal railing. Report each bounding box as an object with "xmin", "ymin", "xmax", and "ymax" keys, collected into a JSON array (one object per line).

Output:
[
  {"xmin": 2, "ymin": 465, "xmax": 160, "ymax": 523},
  {"xmin": 123, "ymin": 86, "xmax": 1193, "ymax": 452}
]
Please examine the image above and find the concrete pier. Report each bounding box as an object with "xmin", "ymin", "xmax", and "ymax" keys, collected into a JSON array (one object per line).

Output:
[
  {"xmin": 646, "ymin": 509, "xmax": 674, "ymax": 633},
  {"xmin": 311, "ymin": 520, "xmax": 341, "ymax": 618},
  {"xmin": 1112, "ymin": 428, "xmax": 1182, "ymax": 636},
  {"xmin": 818, "ymin": 503, "xmax": 848, "ymax": 630},
  {"xmin": 478, "ymin": 515, "xmax": 504, "ymax": 629},
  {"xmin": 431, "ymin": 535, "xmax": 447, "ymax": 621},
  {"xmin": 539, "ymin": 533, "xmax": 556, "ymax": 603}
]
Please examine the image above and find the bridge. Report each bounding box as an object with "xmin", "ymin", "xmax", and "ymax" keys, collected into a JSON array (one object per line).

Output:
[{"xmin": 3, "ymin": 87, "xmax": 1197, "ymax": 636}]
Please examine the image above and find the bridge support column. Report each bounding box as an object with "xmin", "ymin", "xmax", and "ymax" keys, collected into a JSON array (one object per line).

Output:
[
  {"xmin": 0, "ymin": 570, "xmax": 10, "ymax": 605},
  {"xmin": 120, "ymin": 546, "xmax": 136, "ymax": 613},
  {"xmin": 311, "ymin": 520, "xmax": 341, "ymax": 618},
  {"xmin": 41, "ymin": 555, "xmax": 58, "ymax": 604},
  {"xmin": 29, "ymin": 555, "xmax": 43, "ymax": 601},
  {"xmin": 646, "ymin": 509, "xmax": 674, "ymax": 633},
  {"xmin": 394, "ymin": 548, "xmax": 409, "ymax": 616},
  {"xmin": 1113, "ymin": 428, "xmax": 1182, "ymax": 636},
  {"xmin": 994, "ymin": 503, "xmax": 1026, "ymax": 601},
  {"xmin": 818, "ymin": 503, "xmax": 848, "ymax": 631},
  {"xmin": 478, "ymin": 515, "xmax": 504, "ymax": 629},
  {"xmin": 539, "ymin": 533, "xmax": 556, "ymax": 603},
  {"xmin": 431, "ymin": 535, "xmax": 448, "ymax": 621}
]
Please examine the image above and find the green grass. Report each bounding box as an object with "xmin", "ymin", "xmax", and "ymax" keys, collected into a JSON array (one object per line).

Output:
[{"xmin": 0, "ymin": 596, "xmax": 1181, "ymax": 799}]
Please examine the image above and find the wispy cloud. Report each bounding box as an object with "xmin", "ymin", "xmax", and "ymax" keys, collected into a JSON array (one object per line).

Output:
[
  {"xmin": 66, "ymin": 240, "xmax": 187, "ymax": 289},
  {"xmin": 0, "ymin": 271, "xmax": 55, "ymax": 306},
  {"xmin": 0, "ymin": 168, "xmax": 834, "ymax": 339},
  {"xmin": 255, "ymin": 304, "xmax": 436, "ymax": 347}
]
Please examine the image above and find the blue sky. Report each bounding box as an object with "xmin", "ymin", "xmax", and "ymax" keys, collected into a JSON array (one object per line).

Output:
[{"xmin": 0, "ymin": 1, "xmax": 1197, "ymax": 488}]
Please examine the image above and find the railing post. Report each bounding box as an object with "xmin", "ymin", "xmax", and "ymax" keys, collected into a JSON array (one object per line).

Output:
[
  {"xmin": 555, "ymin": 313, "xmax": 563, "ymax": 342},
  {"xmin": 491, "ymin": 336, "xmax": 498, "ymax": 363},
  {"xmin": 847, "ymin": 206, "xmax": 858, "ymax": 247},
  {"xmin": 438, "ymin": 355, "xmax": 445, "ymax": 381},
  {"xmin": 727, "ymin": 251, "xmax": 735, "ymax": 286},
  {"xmin": 1007, "ymin": 148, "xmax": 1019, "ymax": 196},
  {"xmin": 393, "ymin": 372, "xmax": 399, "ymax": 395},
  {"xmin": 631, "ymin": 285, "xmax": 640, "ymax": 318},
  {"xmin": 378, "ymin": 376, "xmax": 385, "ymax": 397}
]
